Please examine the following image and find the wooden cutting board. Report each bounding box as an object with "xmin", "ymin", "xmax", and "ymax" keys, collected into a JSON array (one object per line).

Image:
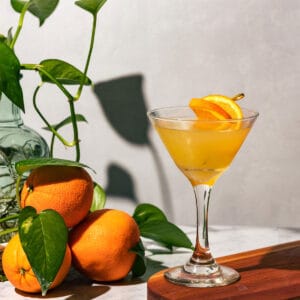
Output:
[{"xmin": 147, "ymin": 240, "xmax": 300, "ymax": 300}]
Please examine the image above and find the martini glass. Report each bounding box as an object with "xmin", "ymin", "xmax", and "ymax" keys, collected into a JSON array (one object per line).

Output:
[{"xmin": 148, "ymin": 106, "xmax": 258, "ymax": 287}]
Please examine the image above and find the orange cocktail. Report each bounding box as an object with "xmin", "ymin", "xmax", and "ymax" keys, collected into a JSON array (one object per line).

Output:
[
  {"xmin": 155, "ymin": 119, "xmax": 251, "ymax": 186},
  {"xmin": 148, "ymin": 94, "xmax": 258, "ymax": 287}
]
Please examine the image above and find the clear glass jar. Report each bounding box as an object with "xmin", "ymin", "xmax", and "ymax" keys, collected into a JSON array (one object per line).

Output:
[{"xmin": 0, "ymin": 93, "xmax": 49, "ymax": 242}]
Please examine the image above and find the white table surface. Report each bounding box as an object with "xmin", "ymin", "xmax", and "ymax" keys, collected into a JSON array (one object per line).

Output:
[{"xmin": 1, "ymin": 225, "xmax": 299, "ymax": 300}]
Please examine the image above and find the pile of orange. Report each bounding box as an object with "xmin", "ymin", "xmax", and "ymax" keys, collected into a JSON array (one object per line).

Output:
[{"xmin": 2, "ymin": 165, "xmax": 140, "ymax": 294}]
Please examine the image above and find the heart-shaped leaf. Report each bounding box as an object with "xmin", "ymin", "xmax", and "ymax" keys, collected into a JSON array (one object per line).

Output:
[
  {"xmin": 75, "ymin": 0, "xmax": 107, "ymax": 15},
  {"xmin": 15, "ymin": 157, "xmax": 93, "ymax": 176},
  {"xmin": 133, "ymin": 203, "xmax": 167, "ymax": 226},
  {"xmin": 90, "ymin": 181, "xmax": 106, "ymax": 212},
  {"xmin": 39, "ymin": 59, "xmax": 92, "ymax": 85},
  {"xmin": 139, "ymin": 221, "xmax": 193, "ymax": 250},
  {"xmin": 18, "ymin": 207, "xmax": 68, "ymax": 295},
  {"xmin": 10, "ymin": 0, "xmax": 27, "ymax": 12},
  {"xmin": 11, "ymin": 0, "xmax": 59, "ymax": 26},
  {"xmin": 0, "ymin": 41, "xmax": 24, "ymax": 111},
  {"xmin": 133, "ymin": 203, "xmax": 193, "ymax": 250}
]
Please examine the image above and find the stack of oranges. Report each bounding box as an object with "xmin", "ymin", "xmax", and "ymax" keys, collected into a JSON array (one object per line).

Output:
[{"xmin": 2, "ymin": 165, "xmax": 140, "ymax": 294}]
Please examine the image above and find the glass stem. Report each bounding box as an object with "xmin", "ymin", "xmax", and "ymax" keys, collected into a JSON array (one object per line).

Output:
[{"xmin": 184, "ymin": 184, "xmax": 217, "ymax": 273}]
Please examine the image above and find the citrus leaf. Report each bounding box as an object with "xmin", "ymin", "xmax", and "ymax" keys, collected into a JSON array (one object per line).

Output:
[
  {"xmin": 18, "ymin": 207, "xmax": 68, "ymax": 296},
  {"xmin": 90, "ymin": 181, "xmax": 106, "ymax": 212},
  {"xmin": 39, "ymin": 59, "xmax": 92, "ymax": 85},
  {"xmin": 42, "ymin": 114, "xmax": 88, "ymax": 131},
  {"xmin": 75, "ymin": 0, "xmax": 107, "ymax": 15},
  {"xmin": 131, "ymin": 239, "xmax": 146, "ymax": 277},
  {"xmin": 133, "ymin": 203, "xmax": 168, "ymax": 226},
  {"xmin": 15, "ymin": 157, "xmax": 94, "ymax": 176},
  {"xmin": 10, "ymin": 0, "xmax": 27, "ymax": 12},
  {"xmin": 0, "ymin": 41, "xmax": 24, "ymax": 111},
  {"xmin": 11, "ymin": 0, "xmax": 59, "ymax": 26},
  {"xmin": 139, "ymin": 221, "xmax": 193, "ymax": 250}
]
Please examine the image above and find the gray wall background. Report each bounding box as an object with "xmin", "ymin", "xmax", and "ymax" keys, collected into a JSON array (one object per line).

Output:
[{"xmin": 1, "ymin": 1, "xmax": 299, "ymax": 228}]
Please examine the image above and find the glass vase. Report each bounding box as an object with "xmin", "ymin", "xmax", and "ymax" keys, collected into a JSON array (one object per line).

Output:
[{"xmin": 0, "ymin": 93, "xmax": 49, "ymax": 243}]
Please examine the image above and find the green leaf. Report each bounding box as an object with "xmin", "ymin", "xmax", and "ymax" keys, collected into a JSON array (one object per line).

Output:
[
  {"xmin": 90, "ymin": 182, "xmax": 106, "ymax": 212},
  {"xmin": 75, "ymin": 0, "xmax": 107, "ymax": 15},
  {"xmin": 43, "ymin": 114, "xmax": 88, "ymax": 131},
  {"xmin": 10, "ymin": 0, "xmax": 27, "ymax": 12},
  {"xmin": 139, "ymin": 221, "xmax": 193, "ymax": 250},
  {"xmin": 133, "ymin": 203, "xmax": 168, "ymax": 226},
  {"xmin": 12, "ymin": 0, "xmax": 59, "ymax": 26},
  {"xmin": 131, "ymin": 239, "xmax": 146, "ymax": 277},
  {"xmin": 18, "ymin": 207, "xmax": 68, "ymax": 296},
  {"xmin": 0, "ymin": 41, "xmax": 24, "ymax": 111},
  {"xmin": 15, "ymin": 157, "xmax": 94, "ymax": 176},
  {"xmin": 0, "ymin": 34, "xmax": 6, "ymax": 43},
  {"xmin": 39, "ymin": 59, "xmax": 92, "ymax": 85}
]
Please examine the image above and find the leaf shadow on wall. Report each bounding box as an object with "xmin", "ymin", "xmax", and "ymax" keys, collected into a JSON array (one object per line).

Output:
[{"xmin": 93, "ymin": 74, "xmax": 173, "ymax": 217}]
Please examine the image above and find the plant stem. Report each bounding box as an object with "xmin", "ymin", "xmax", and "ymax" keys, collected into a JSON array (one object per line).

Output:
[
  {"xmin": 75, "ymin": 14, "xmax": 98, "ymax": 100},
  {"xmin": 10, "ymin": 2, "xmax": 31, "ymax": 49},
  {"xmin": 22, "ymin": 64, "xmax": 81, "ymax": 160},
  {"xmin": 69, "ymin": 100, "xmax": 80, "ymax": 162},
  {"xmin": 0, "ymin": 214, "xmax": 19, "ymax": 224},
  {"xmin": 32, "ymin": 85, "xmax": 77, "ymax": 147},
  {"xmin": 21, "ymin": 64, "xmax": 74, "ymax": 100},
  {"xmin": 0, "ymin": 227, "xmax": 18, "ymax": 237}
]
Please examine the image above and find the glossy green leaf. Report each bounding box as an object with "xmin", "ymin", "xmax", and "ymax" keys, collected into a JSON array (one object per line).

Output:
[
  {"xmin": 133, "ymin": 203, "xmax": 168, "ymax": 226},
  {"xmin": 10, "ymin": 0, "xmax": 27, "ymax": 12},
  {"xmin": 11, "ymin": 0, "xmax": 59, "ymax": 26},
  {"xmin": 15, "ymin": 157, "xmax": 93, "ymax": 176},
  {"xmin": 18, "ymin": 207, "xmax": 68, "ymax": 296},
  {"xmin": 39, "ymin": 59, "xmax": 92, "ymax": 85},
  {"xmin": 139, "ymin": 221, "xmax": 193, "ymax": 250},
  {"xmin": 43, "ymin": 114, "xmax": 88, "ymax": 131},
  {"xmin": 0, "ymin": 41, "xmax": 24, "ymax": 111},
  {"xmin": 75, "ymin": 0, "xmax": 107, "ymax": 15},
  {"xmin": 90, "ymin": 182, "xmax": 106, "ymax": 212},
  {"xmin": 131, "ymin": 239, "xmax": 146, "ymax": 277}
]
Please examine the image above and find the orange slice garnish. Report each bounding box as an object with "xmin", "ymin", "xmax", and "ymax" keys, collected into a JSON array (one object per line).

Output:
[
  {"xmin": 189, "ymin": 99, "xmax": 231, "ymax": 120},
  {"xmin": 189, "ymin": 94, "xmax": 244, "ymax": 129}
]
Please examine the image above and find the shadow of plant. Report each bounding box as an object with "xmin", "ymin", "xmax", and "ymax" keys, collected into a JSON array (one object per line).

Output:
[
  {"xmin": 105, "ymin": 163, "xmax": 137, "ymax": 203},
  {"xmin": 93, "ymin": 74, "xmax": 173, "ymax": 217}
]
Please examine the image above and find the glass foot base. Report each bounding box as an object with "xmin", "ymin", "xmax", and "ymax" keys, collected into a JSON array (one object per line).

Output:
[{"xmin": 164, "ymin": 265, "xmax": 240, "ymax": 288}]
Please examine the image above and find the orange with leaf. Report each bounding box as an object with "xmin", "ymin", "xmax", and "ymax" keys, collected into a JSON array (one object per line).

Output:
[{"xmin": 2, "ymin": 234, "xmax": 71, "ymax": 294}]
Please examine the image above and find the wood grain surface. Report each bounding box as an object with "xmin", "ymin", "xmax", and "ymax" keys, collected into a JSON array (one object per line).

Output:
[{"xmin": 147, "ymin": 240, "xmax": 300, "ymax": 300}]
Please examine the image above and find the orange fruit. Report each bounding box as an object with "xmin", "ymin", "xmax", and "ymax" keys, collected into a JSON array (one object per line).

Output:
[
  {"xmin": 69, "ymin": 209, "xmax": 140, "ymax": 282},
  {"xmin": 2, "ymin": 234, "xmax": 71, "ymax": 294},
  {"xmin": 189, "ymin": 94, "xmax": 243, "ymax": 120},
  {"xmin": 21, "ymin": 166, "xmax": 94, "ymax": 228}
]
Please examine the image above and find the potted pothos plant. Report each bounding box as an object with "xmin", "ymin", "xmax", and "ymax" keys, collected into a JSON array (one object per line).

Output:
[{"xmin": 0, "ymin": 0, "xmax": 193, "ymax": 295}]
